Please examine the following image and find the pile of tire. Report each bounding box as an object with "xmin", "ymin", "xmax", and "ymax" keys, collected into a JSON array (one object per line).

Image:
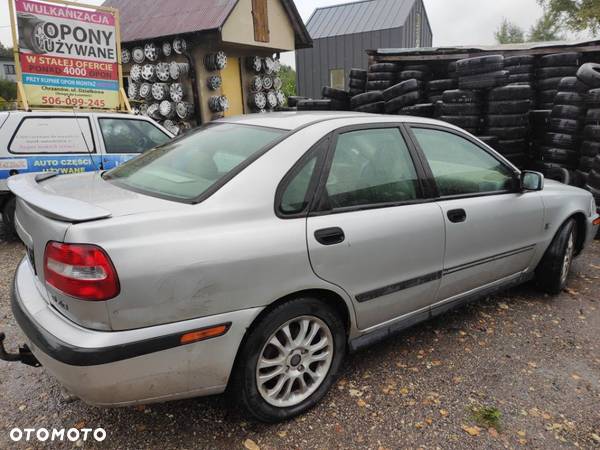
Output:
[
  {"xmin": 483, "ymin": 84, "xmax": 533, "ymax": 167},
  {"xmin": 578, "ymin": 63, "xmax": 600, "ymax": 199},
  {"xmin": 535, "ymin": 52, "xmax": 581, "ymax": 109},
  {"xmin": 382, "ymin": 79, "xmax": 424, "ymax": 114},
  {"xmin": 537, "ymin": 76, "xmax": 588, "ymax": 174},
  {"xmin": 296, "ymin": 99, "xmax": 335, "ymax": 111},
  {"xmin": 426, "ymin": 78, "xmax": 457, "ymax": 103},
  {"xmin": 348, "ymin": 69, "xmax": 368, "ymax": 97},
  {"xmin": 504, "ymin": 55, "xmax": 535, "ymax": 84},
  {"xmin": 351, "ymin": 91, "xmax": 385, "ymax": 113},
  {"xmin": 366, "ymin": 63, "xmax": 399, "ymax": 92},
  {"xmin": 439, "ymin": 89, "xmax": 483, "ymax": 135},
  {"xmin": 322, "ymin": 87, "xmax": 351, "ymax": 111},
  {"xmin": 456, "ymin": 55, "xmax": 509, "ymax": 90}
]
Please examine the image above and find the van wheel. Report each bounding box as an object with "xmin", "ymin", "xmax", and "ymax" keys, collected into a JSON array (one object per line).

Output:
[
  {"xmin": 1, "ymin": 197, "xmax": 17, "ymax": 242},
  {"xmin": 231, "ymin": 297, "xmax": 346, "ymax": 422},
  {"xmin": 536, "ymin": 219, "xmax": 577, "ymax": 295}
]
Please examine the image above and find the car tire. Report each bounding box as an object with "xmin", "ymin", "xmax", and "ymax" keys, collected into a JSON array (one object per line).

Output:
[
  {"xmin": 484, "ymin": 126, "xmax": 529, "ymax": 140},
  {"xmin": 385, "ymin": 91, "xmax": 422, "ymax": 113},
  {"xmin": 537, "ymin": 77, "xmax": 564, "ymax": 91},
  {"xmin": 382, "ymin": 79, "xmax": 422, "ymax": 101},
  {"xmin": 584, "ymin": 125, "xmax": 600, "ymax": 140},
  {"xmin": 399, "ymin": 103, "xmax": 434, "ymax": 117},
  {"xmin": 369, "ymin": 63, "xmax": 399, "ymax": 73},
  {"xmin": 322, "ymin": 87, "xmax": 350, "ymax": 101},
  {"xmin": 541, "ymin": 146, "xmax": 580, "ymax": 164},
  {"xmin": 507, "ymin": 64, "xmax": 534, "ymax": 75},
  {"xmin": 508, "ymin": 74, "xmax": 534, "ymax": 83},
  {"xmin": 1, "ymin": 197, "xmax": 17, "ymax": 241},
  {"xmin": 539, "ymin": 52, "xmax": 581, "ymax": 67},
  {"xmin": 539, "ymin": 90, "xmax": 558, "ymax": 104},
  {"xmin": 355, "ymin": 101, "xmax": 385, "ymax": 113},
  {"xmin": 554, "ymin": 91, "xmax": 586, "ymax": 106},
  {"xmin": 557, "ymin": 76, "xmax": 589, "ymax": 93},
  {"xmin": 498, "ymin": 139, "xmax": 529, "ymax": 154},
  {"xmin": 367, "ymin": 72, "xmax": 397, "ymax": 81},
  {"xmin": 366, "ymin": 80, "xmax": 393, "ymax": 91},
  {"xmin": 456, "ymin": 55, "xmax": 504, "ymax": 76},
  {"xmin": 537, "ymin": 66, "xmax": 577, "ymax": 79},
  {"xmin": 585, "ymin": 109, "xmax": 600, "ymax": 125},
  {"xmin": 587, "ymin": 89, "xmax": 600, "ymax": 107},
  {"xmin": 536, "ymin": 218, "xmax": 577, "ymax": 295},
  {"xmin": 458, "ymin": 70, "xmax": 509, "ymax": 90},
  {"xmin": 579, "ymin": 157, "xmax": 595, "ymax": 173},
  {"xmin": 576, "ymin": 63, "xmax": 600, "ymax": 89},
  {"xmin": 398, "ymin": 70, "xmax": 429, "ymax": 81},
  {"xmin": 427, "ymin": 79, "xmax": 457, "ymax": 91},
  {"xmin": 231, "ymin": 297, "xmax": 347, "ymax": 423},
  {"xmin": 349, "ymin": 78, "xmax": 367, "ymax": 89},
  {"xmin": 486, "ymin": 114, "xmax": 529, "ymax": 127},
  {"xmin": 439, "ymin": 115, "xmax": 481, "ymax": 129},
  {"xmin": 349, "ymin": 69, "xmax": 367, "ymax": 80},
  {"xmin": 351, "ymin": 91, "xmax": 383, "ymax": 108},
  {"xmin": 442, "ymin": 89, "xmax": 482, "ymax": 104},
  {"xmin": 488, "ymin": 84, "xmax": 533, "ymax": 101},
  {"xmin": 487, "ymin": 100, "xmax": 531, "ymax": 114},
  {"xmin": 544, "ymin": 132, "xmax": 578, "ymax": 149},
  {"xmin": 504, "ymin": 55, "xmax": 535, "ymax": 66},
  {"xmin": 441, "ymin": 102, "xmax": 482, "ymax": 116},
  {"xmin": 552, "ymin": 104, "xmax": 584, "ymax": 120},
  {"xmin": 581, "ymin": 141, "xmax": 600, "ymax": 158},
  {"xmin": 549, "ymin": 118, "xmax": 581, "ymax": 134}
]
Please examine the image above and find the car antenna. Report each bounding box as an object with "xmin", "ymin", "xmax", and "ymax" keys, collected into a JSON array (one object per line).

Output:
[{"xmin": 72, "ymin": 107, "xmax": 101, "ymax": 171}]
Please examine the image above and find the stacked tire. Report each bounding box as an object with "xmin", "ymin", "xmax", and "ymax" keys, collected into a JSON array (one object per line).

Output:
[
  {"xmin": 439, "ymin": 89, "xmax": 483, "ymax": 135},
  {"xmin": 483, "ymin": 84, "xmax": 533, "ymax": 167},
  {"xmin": 456, "ymin": 55, "xmax": 509, "ymax": 90},
  {"xmin": 536, "ymin": 52, "xmax": 581, "ymax": 109},
  {"xmin": 351, "ymin": 91, "xmax": 385, "ymax": 113},
  {"xmin": 322, "ymin": 87, "xmax": 351, "ymax": 111},
  {"xmin": 348, "ymin": 69, "xmax": 367, "ymax": 97},
  {"xmin": 382, "ymin": 79, "xmax": 424, "ymax": 114},
  {"xmin": 537, "ymin": 76, "xmax": 588, "ymax": 174},
  {"xmin": 576, "ymin": 63, "xmax": 600, "ymax": 186},
  {"xmin": 504, "ymin": 55, "xmax": 535, "ymax": 84},
  {"xmin": 366, "ymin": 63, "xmax": 399, "ymax": 92}
]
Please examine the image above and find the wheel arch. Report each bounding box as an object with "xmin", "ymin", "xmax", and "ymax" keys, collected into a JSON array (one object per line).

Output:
[{"xmin": 570, "ymin": 211, "xmax": 588, "ymax": 255}]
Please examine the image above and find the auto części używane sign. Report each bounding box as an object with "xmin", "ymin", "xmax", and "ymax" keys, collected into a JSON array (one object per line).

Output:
[{"xmin": 14, "ymin": 0, "xmax": 119, "ymax": 109}]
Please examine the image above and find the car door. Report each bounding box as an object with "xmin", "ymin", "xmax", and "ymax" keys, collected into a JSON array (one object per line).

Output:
[
  {"xmin": 407, "ymin": 125, "xmax": 545, "ymax": 303},
  {"xmin": 95, "ymin": 116, "xmax": 172, "ymax": 169},
  {"xmin": 300, "ymin": 125, "xmax": 445, "ymax": 331}
]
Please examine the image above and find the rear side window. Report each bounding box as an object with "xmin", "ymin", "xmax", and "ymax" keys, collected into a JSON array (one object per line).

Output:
[
  {"xmin": 104, "ymin": 123, "xmax": 285, "ymax": 202},
  {"xmin": 9, "ymin": 117, "xmax": 95, "ymax": 154},
  {"xmin": 99, "ymin": 118, "xmax": 171, "ymax": 154},
  {"xmin": 322, "ymin": 128, "xmax": 420, "ymax": 210}
]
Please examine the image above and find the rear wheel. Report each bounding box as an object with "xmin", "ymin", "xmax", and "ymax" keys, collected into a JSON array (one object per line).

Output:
[
  {"xmin": 1, "ymin": 197, "xmax": 17, "ymax": 241},
  {"xmin": 536, "ymin": 219, "xmax": 577, "ymax": 294},
  {"xmin": 231, "ymin": 297, "xmax": 346, "ymax": 422}
]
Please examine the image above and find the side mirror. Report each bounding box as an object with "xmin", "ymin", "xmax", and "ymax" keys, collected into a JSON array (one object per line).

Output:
[{"xmin": 520, "ymin": 171, "xmax": 544, "ymax": 191}]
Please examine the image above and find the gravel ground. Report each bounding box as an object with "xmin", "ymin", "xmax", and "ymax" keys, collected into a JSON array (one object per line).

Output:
[{"xmin": 0, "ymin": 236, "xmax": 599, "ymax": 450}]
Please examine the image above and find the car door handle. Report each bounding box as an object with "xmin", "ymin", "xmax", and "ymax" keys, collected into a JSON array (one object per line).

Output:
[
  {"xmin": 447, "ymin": 208, "xmax": 467, "ymax": 223},
  {"xmin": 314, "ymin": 227, "xmax": 345, "ymax": 246}
]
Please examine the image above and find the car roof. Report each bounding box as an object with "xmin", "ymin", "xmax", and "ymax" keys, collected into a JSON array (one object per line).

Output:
[
  {"xmin": 4, "ymin": 110, "xmax": 149, "ymax": 119},
  {"xmin": 217, "ymin": 111, "xmax": 453, "ymax": 132}
]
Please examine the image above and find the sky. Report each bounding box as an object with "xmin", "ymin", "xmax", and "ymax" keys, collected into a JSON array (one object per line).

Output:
[{"xmin": 0, "ymin": 0, "xmax": 585, "ymax": 68}]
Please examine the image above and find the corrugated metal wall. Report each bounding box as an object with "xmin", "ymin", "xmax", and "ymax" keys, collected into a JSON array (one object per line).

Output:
[{"xmin": 296, "ymin": 0, "xmax": 432, "ymax": 98}]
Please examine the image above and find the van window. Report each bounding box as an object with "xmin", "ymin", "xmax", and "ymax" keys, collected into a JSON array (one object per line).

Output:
[
  {"xmin": 9, "ymin": 117, "xmax": 95, "ymax": 154},
  {"xmin": 99, "ymin": 118, "xmax": 171, "ymax": 154}
]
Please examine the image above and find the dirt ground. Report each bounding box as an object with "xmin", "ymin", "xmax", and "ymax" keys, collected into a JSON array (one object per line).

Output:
[{"xmin": 0, "ymin": 236, "xmax": 599, "ymax": 449}]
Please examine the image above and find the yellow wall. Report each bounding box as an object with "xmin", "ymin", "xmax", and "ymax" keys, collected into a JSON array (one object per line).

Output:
[
  {"xmin": 221, "ymin": 0, "xmax": 295, "ymax": 52},
  {"xmin": 220, "ymin": 57, "xmax": 244, "ymax": 117}
]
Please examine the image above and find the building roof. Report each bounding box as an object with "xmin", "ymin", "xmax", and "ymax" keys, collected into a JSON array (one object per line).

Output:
[
  {"xmin": 306, "ymin": 0, "xmax": 415, "ymax": 40},
  {"xmin": 102, "ymin": 0, "xmax": 311, "ymax": 48}
]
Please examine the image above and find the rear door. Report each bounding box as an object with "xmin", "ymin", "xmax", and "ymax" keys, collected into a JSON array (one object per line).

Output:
[
  {"xmin": 301, "ymin": 125, "xmax": 445, "ymax": 330},
  {"xmin": 95, "ymin": 116, "xmax": 171, "ymax": 169},
  {"xmin": 407, "ymin": 125, "xmax": 545, "ymax": 303}
]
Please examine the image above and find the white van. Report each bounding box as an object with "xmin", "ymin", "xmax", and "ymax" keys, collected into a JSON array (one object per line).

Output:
[{"xmin": 0, "ymin": 111, "xmax": 173, "ymax": 238}]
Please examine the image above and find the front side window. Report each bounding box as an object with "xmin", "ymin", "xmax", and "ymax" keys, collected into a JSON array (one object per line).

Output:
[
  {"xmin": 10, "ymin": 117, "xmax": 95, "ymax": 154},
  {"xmin": 412, "ymin": 128, "xmax": 514, "ymax": 197},
  {"xmin": 104, "ymin": 123, "xmax": 285, "ymax": 201},
  {"xmin": 322, "ymin": 128, "xmax": 419, "ymax": 210},
  {"xmin": 99, "ymin": 118, "xmax": 171, "ymax": 154}
]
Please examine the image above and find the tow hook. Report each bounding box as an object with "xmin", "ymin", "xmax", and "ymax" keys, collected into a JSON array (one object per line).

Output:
[{"xmin": 0, "ymin": 332, "xmax": 41, "ymax": 367}]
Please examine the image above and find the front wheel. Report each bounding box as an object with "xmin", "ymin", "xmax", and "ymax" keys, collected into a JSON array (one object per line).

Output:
[
  {"xmin": 231, "ymin": 297, "xmax": 346, "ymax": 422},
  {"xmin": 536, "ymin": 218, "xmax": 577, "ymax": 294}
]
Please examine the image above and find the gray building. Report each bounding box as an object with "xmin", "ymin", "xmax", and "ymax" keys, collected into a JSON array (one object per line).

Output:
[
  {"xmin": 296, "ymin": 0, "xmax": 432, "ymax": 99},
  {"xmin": 0, "ymin": 57, "xmax": 17, "ymax": 82}
]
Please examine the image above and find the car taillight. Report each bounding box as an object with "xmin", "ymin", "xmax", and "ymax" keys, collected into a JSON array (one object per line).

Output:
[{"xmin": 44, "ymin": 242, "xmax": 120, "ymax": 301}]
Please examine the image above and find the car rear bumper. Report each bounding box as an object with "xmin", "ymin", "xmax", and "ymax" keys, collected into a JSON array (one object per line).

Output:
[{"xmin": 11, "ymin": 258, "xmax": 263, "ymax": 406}]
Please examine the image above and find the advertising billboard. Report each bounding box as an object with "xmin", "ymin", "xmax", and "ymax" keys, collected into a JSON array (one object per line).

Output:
[{"xmin": 9, "ymin": 0, "xmax": 123, "ymax": 110}]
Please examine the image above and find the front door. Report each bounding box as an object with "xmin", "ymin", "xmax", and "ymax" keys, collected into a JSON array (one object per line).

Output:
[
  {"xmin": 305, "ymin": 126, "xmax": 445, "ymax": 330},
  {"xmin": 408, "ymin": 125, "xmax": 545, "ymax": 302}
]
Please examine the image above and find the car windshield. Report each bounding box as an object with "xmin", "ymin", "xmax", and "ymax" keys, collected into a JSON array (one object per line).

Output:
[{"xmin": 103, "ymin": 123, "xmax": 286, "ymax": 201}]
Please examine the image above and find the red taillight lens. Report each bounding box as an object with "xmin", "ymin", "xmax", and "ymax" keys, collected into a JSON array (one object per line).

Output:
[{"xmin": 44, "ymin": 241, "xmax": 120, "ymax": 301}]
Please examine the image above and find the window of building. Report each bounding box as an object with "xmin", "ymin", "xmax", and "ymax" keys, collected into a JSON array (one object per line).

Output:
[
  {"xmin": 330, "ymin": 69, "xmax": 345, "ymax": 91},
  {"xmin": 252, "ymin": 0, "xmax": 270, "ymax": 43},
  {"xmin": 4, "ymin": 64, "xmax": 16, "ymax": 75}
]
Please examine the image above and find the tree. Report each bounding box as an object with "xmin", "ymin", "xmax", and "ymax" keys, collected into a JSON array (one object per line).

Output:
[
  {"xmin": 537, "ymin": 0, "xmax": 600, "ymax": 33},
  {"xmin": 0, "ymin": 80, "xmax": 17, "ymax": 102},
  {"xmin": 528, "ymin": 10, "xmax": 566, "ymax": 42},
  {"xmin": 0, "ymin": 42, "xmax": 13, "ymax": 58},
  {"xmin": 279, "ymin": 64, "xmax": 297, "ymax": 99},
  {"xmin": 495, "ymin": 18, "xmax": 526, "ymax": 44}
]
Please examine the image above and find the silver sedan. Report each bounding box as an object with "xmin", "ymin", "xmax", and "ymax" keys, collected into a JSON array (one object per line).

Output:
[{"xmin": 3, "ymin": 112, "xmax": 599, "ymax": 422}]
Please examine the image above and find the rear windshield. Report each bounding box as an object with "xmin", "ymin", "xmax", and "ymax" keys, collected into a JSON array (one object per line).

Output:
[{"xmin": 103, "ymin": 123, "xmax": 286, "ymax": 202}]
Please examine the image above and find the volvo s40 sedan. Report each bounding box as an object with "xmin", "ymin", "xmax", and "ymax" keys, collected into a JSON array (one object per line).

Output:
[{"xmin": 3, "ymin": 112, "xmax": 599, "ymax": 422}]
